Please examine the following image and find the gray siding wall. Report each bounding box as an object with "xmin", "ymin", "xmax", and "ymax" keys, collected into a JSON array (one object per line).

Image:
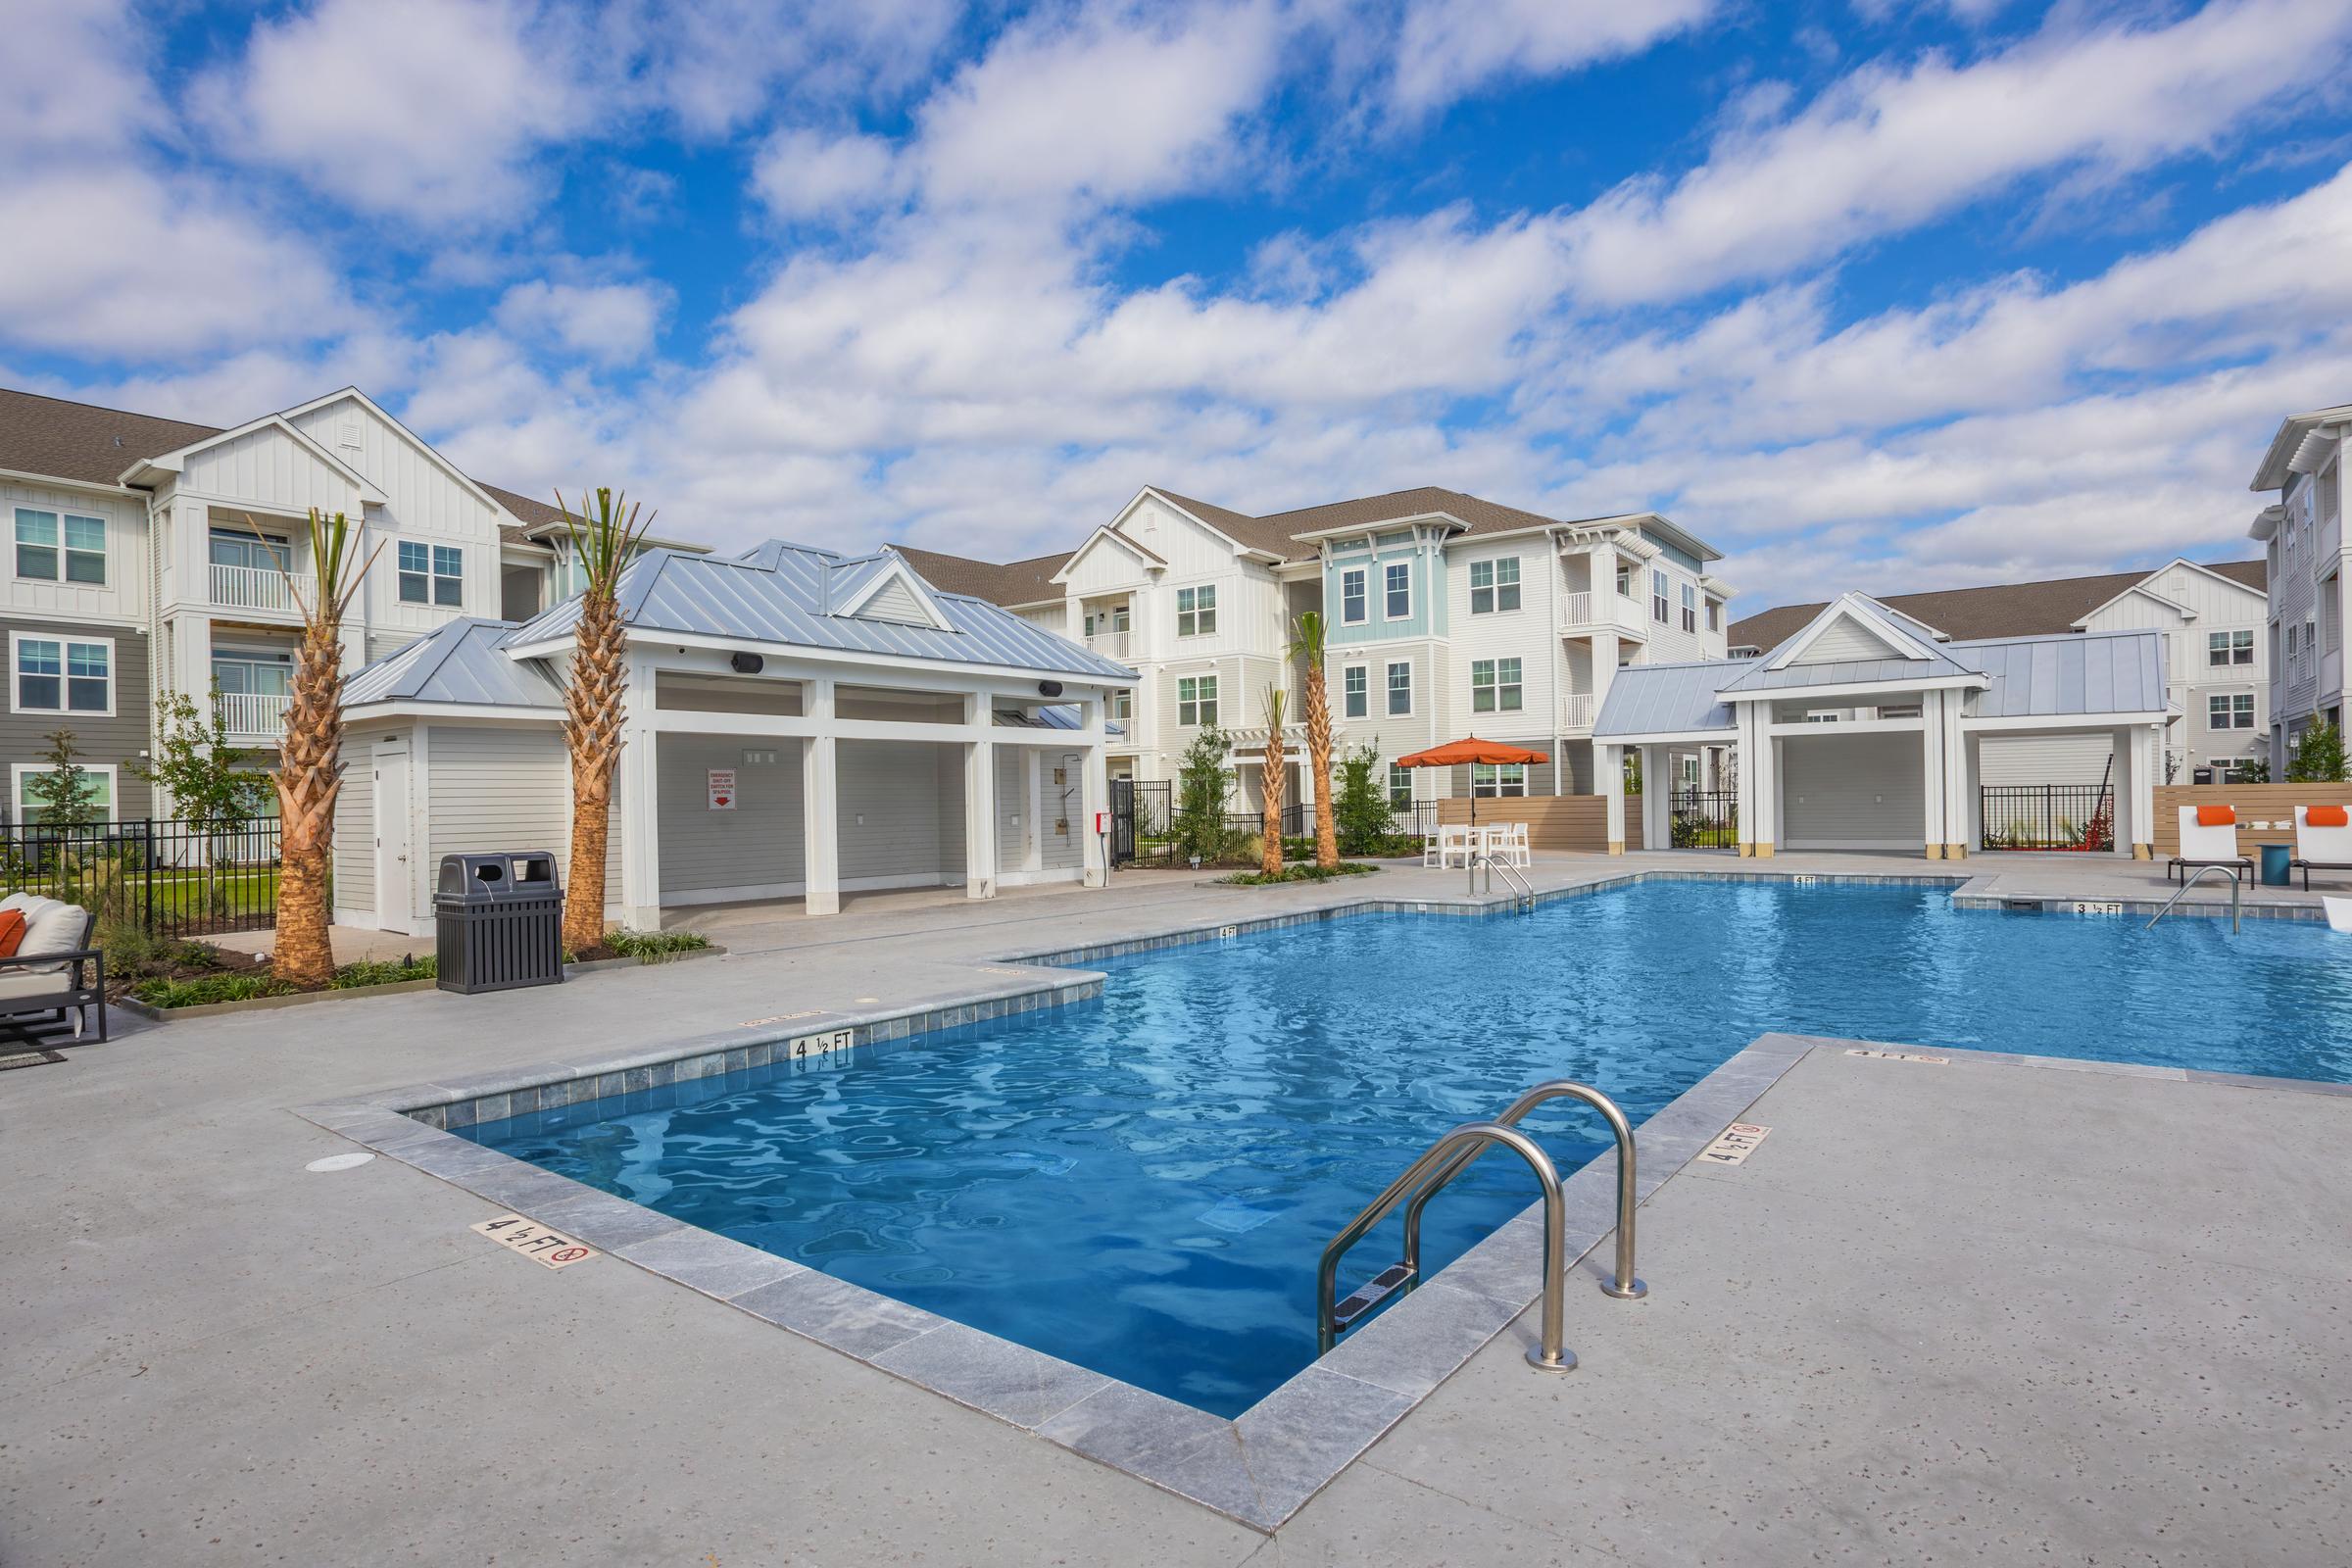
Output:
[
  {"xmin": 1041, "ymin": 748, "xmax": 1084, "ymax": 870},
  {"xmin": 331, "ymin": 732, "xmax": 389, "ymax": 917},
  {"xmin": 425, "ymin": 726, "xmax": 569, "ymax": 866},
  {"xmin": 0, "ymin": 615, "xmax": 153, "ymax": 819},
  {"xmin": 838, "ymin": 739, "xmax": 955, "ymax": 884},
  {"xmin": 658, "ymin": 734, "xmax": 804, "ymax": 897},
  {"xmin": 1978, "ymin": 734, "xmax": 2116, "ymax": 787},
  {"xmin": 1781, "ymin": 731, "xmax": 1925, "ymax": 848}
]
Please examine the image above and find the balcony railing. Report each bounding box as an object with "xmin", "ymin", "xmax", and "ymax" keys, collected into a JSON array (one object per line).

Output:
[
  {"xmin": 1560, "ymin": 692, "xmax": 1597, "ymax": 732},
  {"xmin": 1086, "ymin": 629, "xmax": 1132, "ymax": 661},
  {"xmin": 211, "ymin": 563, "xmax": 296, "ymax": 613},
  {"xmin": 1559, "ymin": 588, "xmax": 1649, "ymax": 637},
  {"xmin": 215, "ymin": 691, "xmax": 291, "ymax": 738}
]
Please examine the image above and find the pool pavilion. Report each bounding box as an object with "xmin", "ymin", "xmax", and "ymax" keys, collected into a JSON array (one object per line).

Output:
[
  {"xmin": 1594, "ymin": 593, "xmax": 2172, "ymax": 859},
  {"xmin": 335, "ymin": 541, "xmax": 1136, "ymax": 934}
]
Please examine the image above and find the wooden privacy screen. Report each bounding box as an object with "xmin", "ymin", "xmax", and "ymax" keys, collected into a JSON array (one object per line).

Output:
[
  {"xmin": 1433, "ymin": 794, "xmax": 1643, "ymax": 853},
  {"xmin": 2150, "ymin": 783, "xmax": 2352, "ymax": 858}
]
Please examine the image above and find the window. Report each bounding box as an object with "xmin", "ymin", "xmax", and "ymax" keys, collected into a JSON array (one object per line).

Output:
[
  {"xmin": 398, "ymin": 541, "xmax": 464, "ymax": 607},
  {"xmin": 13, "ymin": 763, "xmax": 116, "ymax": 826},
  {"xmin": 1384, "ymin": 561, "xmax": 1411, "ymax": 619},
  {"xmin": 2210, "ymin": 694, "xmax": 2255, "ymax": 730},
  {"xmin": 15, "ymin": 509, "xmax": 106, "ymax": 585},
  {"xmin": 1339, "ymin": 567, "xmax": 1367, "ymax": 625},
  {"xmin": 1706, "ymin": 599, "xmax": 1721, "ymax": 632},
  {"xmin": 1387, "ymin": 762, "xmax": 1413, "ymax": 811},
  {"xmin": 1802, "ymin": 710, "xmax": 1841, "ymax": 723},
  {"xmin": 1386, "ymin": 660, "xmax": 1411, "ymax": 715},
  {"xmin": 210, "ymin": 525, "xmax": 289, "ymax": 572},
  {"xmin": 2209, "ymin": 629, "xmax": 2255, "ymax": 666},
  {"xmin": 1176, "ymin": 584, "xmax": 1217, "ymax": 637},
  {"xmin": 12, "ymin": 633, "xmax": 111, "ymax": 714},
  {"xmin": 1680, "ymin": 582, "xmax": 1696, "ymax": 634},
  {"xmin": 1470, "ymin": 657, "xmax": 1522, "ymax": 713},
  {"xmin": 1109, "ymin": 690, "xmax": 1133, "ymax": 721},
  {"xmin": 1472, "ymin": 762, "xmax": 1527, "ymax": 797},
  {"xmin": 1651, "ymin": 569, "xmax": 1670, "ymax": 624},
  {"xmin": 1468, "ymin": 558, "xmax": 1520, "ymax": 614},
  {"xmin": 1615, "ymin": 562, "xmax": 1634, "ymax": 597},
  {"xmin": 1177, "ymin": 674, "xmax": 1218, "ymax": 726},
  {"xmin": 1343, "ymin": 664, "xmax": 1368, "ymax": 719}
]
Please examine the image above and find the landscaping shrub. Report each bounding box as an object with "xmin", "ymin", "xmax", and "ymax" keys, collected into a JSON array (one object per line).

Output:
[
  {"xmin": 1218, "ymin": 861, "xmax": 1378, "ymax": 886},
  {"xmin": 601, "ymin": 928, "xmax": 714, "ymax": 962},
  {"xmin": 329, "ymin": 955, "xmax": 437, "ymax": 988}
]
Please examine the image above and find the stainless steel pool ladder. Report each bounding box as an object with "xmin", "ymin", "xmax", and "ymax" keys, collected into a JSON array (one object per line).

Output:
[
  {"xmin": 2146, "ymin": 862, "xmax": 2242, "ymax": 934},
  {"xmin": 1316, "ymin": 1080, "xmax": 1644, "ymax": 1373},
  {"xmin": 1468, "ymin": 851, "xmax": 1535, "ymax": 911}
]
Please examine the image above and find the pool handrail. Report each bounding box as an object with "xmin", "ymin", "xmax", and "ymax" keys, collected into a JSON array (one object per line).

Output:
[
  {"xmin": 1468, "ymin": 850, "xmax": 1535, "ymax": 910},
  {"xmin": 1401, "ymin": 1079, "xmax": 1645, "ymax": 1305},
  {"xmin": 1316, "ymin": 1120, "xmax": 1578, "ymax": 1370},
  {"xmin": 2146, "ymin": 861, "xmax": 2242, "ymax": 933}
]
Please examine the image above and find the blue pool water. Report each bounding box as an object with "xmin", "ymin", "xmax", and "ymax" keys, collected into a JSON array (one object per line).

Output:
[{"xmin": 465, "ymin": 883, "xmax": 2352, "ymax": 1416}]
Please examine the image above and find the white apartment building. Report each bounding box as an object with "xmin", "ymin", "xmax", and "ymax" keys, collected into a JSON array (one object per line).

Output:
[
  {"xmin": 0, "ymin": 385, "xmax": 699, "ymax": 823},
  {"xmin": 2249, "ymin": 403, "xmax": 2351, "ymax": 772},
  {"xmin": 903, "ymin": 485, "xmax": 1732, "ymax": 813}
]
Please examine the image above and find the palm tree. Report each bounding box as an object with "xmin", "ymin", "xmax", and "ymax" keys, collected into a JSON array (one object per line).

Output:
[
  {"xmin": 1291, "ymin": 612, "xmax": 1339, "ymax": 867},
  {"xmin": 554, "ymin": 487, "xmax": 653, "ymax": 954},
  {"xmin": 1259, "ymin": 686, "xmax": 1288, "ymax": 877},
  {"xmin": 271, "ymin": 509, "xmax": 376, "ymax": 989}
]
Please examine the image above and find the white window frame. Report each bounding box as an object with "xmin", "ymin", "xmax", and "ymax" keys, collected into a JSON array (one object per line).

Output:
[
  {"xmin": 1177, "ymin": 673, "xmax": 1218, "ymax": 726},
  {"xmin": 1386, "ymin": 660, "xmax": 1412, "ymax": 715},
  {"xmin": 1384, "ymin": 561, "xmax": 1412, "ymax": 621},
  {"xmin": 1176, "ymin": 584, "xmax": 1217, "ymax": 638},
  {"xmin": 1651, "ymin": 568, "xmax": 1670, "ymax": 624},
  {"xmin": 1339, "ymin": 566, "xmax": 1367, "ymax": 625},
  {"xmin": 1468, "ymin": 558, "xmax": 1521, "ymax": 614},
  {"xmin": 15, "ymin": 507, "xmax": 108, "ymax": 586},
  {"xmin": 12, "ymin": 761, "xmax": 119, "ymax": 825},
  {"xmin": 1342, "ymin": 663, "xmax": 1368, "ymax": 719},
  {"xmin": 1471, "ymin": 762, "xmax": 1527, "ymax": 798},
  {"xmin": 1681, "ymin": 582, "xmax": 1696, "ymax": 634},
  {"xmin": 1470, "ymin": 657, "xmax": 1522, "ymax": 713},
  {"xmin": 1387, "ymin": 762, "xmax": 1413, "ymax": 811},
  {"xmin": 1615, "ymin": 561, "xmax": 1634, "ymax": 597},
  {"xmin": 398, "ymin": 540, "xmax": 465, "ymax": 607},
  {"xmin": 2210, "ymin": 693, "xmax": 2255, "ymax": 731},
  {"xmin": 1706, "ymin": 598, "xmax": 1721, "ymax": 632},
  {"xmin": 2210, "ymin": 629, "xmax": 2255, "ymax": 667},
  {"xmin": 10, "ymin": 630, "xmax": 115, "ymax": 717}
]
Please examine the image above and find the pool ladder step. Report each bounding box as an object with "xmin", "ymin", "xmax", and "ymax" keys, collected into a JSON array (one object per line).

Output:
[
  {"xmin": 1468, "ymin": 851, "xmax": 1536, "ymax": 911},
  {"xmin": 1316, "ymin": 1079, "xmax": 1647, "ymax": 1374}
]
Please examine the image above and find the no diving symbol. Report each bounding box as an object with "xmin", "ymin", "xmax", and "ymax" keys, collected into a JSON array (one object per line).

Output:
[{"xmin": 549, "ymin": 1246, "xmax": 590, "ymax": 1264}]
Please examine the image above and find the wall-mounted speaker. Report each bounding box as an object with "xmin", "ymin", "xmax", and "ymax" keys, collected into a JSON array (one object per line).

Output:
[{"xmin": 730, "ymin": 652, "xmax": 765, "ymax": 674}]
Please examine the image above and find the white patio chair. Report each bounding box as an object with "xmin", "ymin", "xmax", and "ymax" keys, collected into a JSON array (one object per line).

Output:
[
  {"xmin": 1496, "ymin": 821, "xmax": 1531, "ymax": 867},
  {"xmin": 1430, "ymin": 822, "xmax": 1473, "ymax": 869},
  {"xmin": 2169, "ymin": 806, "xmax": 2252, "ymax": 886},
  {"xmin": 2291, "ymin": 806, "xmax": 2352, "ymax": 890}
]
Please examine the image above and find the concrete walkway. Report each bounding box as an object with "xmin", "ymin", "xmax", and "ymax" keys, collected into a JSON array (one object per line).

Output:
[{"xmin": 4, "ymin": 851, "xmax": 2346, "ymax": 1565}]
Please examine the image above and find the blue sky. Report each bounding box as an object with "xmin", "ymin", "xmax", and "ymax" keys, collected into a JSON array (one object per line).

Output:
[{"xmin": 5, "ymin": 0, "xmax": 2351, "ymax": 608}]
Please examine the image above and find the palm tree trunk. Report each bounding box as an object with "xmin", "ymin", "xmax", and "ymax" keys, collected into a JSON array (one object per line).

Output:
[
  {"xmin": 1303, "ymin": 662, "xmax": 1338, "ymax": 867},
  {"xmin": 563, "ymin": 588, "xmax": 627, "ymax": 954},
  {"xmin": 272, "ymin": 613, "xmax": 345, "ymax": 988},
  {"xmin": 1260, "ymin": 715, "xmax": 1287, "ymax": 877}
]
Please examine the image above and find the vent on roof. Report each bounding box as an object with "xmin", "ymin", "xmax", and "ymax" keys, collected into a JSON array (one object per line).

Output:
[
  {"xmin": 856, "ymin": 576, "xmax": 935, "ymax": 625},
  {"xmin": 337, "ymin": 416, "xmax": 362, "ymax": 453}
]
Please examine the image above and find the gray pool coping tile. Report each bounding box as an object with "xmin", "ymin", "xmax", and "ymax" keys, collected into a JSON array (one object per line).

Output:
[
  {"xmin": 1234, "ymin": 1365, "xmax": 1416, "ymax": 1525},
  {"xmin": 531, "ymin": 1188, "xmax": 689, "ymax": 1251},
  {"xmin": 1036, "ymin": 1381, "xmax": 1265, "ymax": 1523},
  {"xmin": 729, "ymin": 1268, "xmax": 944, "ymax": 1360},
  {"xmin": 872, "ymin": 1320, "xmax": 1110, "ymax": 1429},
  {"xmin": 613, "ymin": 1227, "xmax": 808, "ymax": 1300}
]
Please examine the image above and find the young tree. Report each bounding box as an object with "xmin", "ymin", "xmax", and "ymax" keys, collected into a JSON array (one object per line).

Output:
[
  {"xmin": 270, "ymin": 509, "xmax": 376, "ymax": 989},
  {"xmin": 1290, "ymin": 612, "xmax": 1339, "ymax": 868},
  {"xmin": 1172, "ymin": 722, "xmax": 1234, "ymax": 863},
  {"xmin": 2288, "ymin": 720, "xmax": 2347, "ymax": 784},
  {"xmin": 1332, "ymin": 742, "xmax": 1391, "ymax": 855},
  {"xmin": 23, "ymin": 729, "xmax": 103, "ymax": 829},
  {"xmin": 1259, "ymin": 687, "xmax": 1288, "ymax": 877},
  {"xmin": 131, "ymin": 687, "xmax": 271, "ymax": 917},
  {"xmin": 554, "ymin": 487, "xmax": 654, "ymax": 953}
]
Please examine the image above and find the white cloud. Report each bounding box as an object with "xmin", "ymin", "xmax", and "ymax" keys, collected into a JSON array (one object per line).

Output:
[
  {"xmin": 0, "ymin": 0, "xmax": 163, "ymax": 157},
  {"xmin": 494, "ymin": 279, "xmax": 671, "ymax": 366},
  {"xmin": 1564, "ymin": 0, "xmax": 2352, "ymax": 304},
  {"xmin": 752, "ymin": 129, "xmax": 909, "ymax": 220},
  {"xmin": 1389, "ymin": 0, "xmax": 1715, "ymax": 114}
]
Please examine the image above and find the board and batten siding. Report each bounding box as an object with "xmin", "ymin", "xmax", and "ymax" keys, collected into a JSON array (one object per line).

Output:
[
  {"xmin": 1793, "ymin": 619, "xmax": 1900, "ymax": 663},
  {"xmin": 1780, "ymin": 731, "xmax": 1925, "ymax": 849}
]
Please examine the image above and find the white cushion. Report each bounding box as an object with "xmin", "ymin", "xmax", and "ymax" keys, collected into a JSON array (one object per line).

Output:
[
  {"xmin": 1, "ymin": 892, "xmax": 53, "ymax": 918},
  {"xmin": 13, "ymin": 904, "xmax": 88, "ymax": 974},
  {"xmin": 0, "ymin": 969, "xmax": 73, "ymax": 1001}
]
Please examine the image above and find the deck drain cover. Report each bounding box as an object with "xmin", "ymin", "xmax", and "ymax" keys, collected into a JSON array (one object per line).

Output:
[{"xmin": 306, "ymin": 1152, "xmax": 375, "ymax": 1172}]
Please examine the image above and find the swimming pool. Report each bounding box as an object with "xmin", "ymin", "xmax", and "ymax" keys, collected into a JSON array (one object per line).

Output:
[{"xmin": 463, "ymin": 881, "xmax": 2352, "ymax": 1416}]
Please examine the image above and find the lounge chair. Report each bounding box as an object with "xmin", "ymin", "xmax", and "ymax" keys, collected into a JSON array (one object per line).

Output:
[
  {"xmin": 2291, "ymin": 806, "xmax": 2352, "ymax": 890},
  {"xmin": 2168, "ymin": 806, "xmax": 2253, "ymax": 886},
  {"xmin": 0, "ymin": 894, "xmax": 107, "ymax": 1045}
]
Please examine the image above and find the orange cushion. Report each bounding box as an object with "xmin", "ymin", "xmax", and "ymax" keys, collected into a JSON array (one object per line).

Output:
[
  {"xmin": 2196, "ymin": 805, "xmax": 2236, "ymax": 827},
  {"xmin": 2309, "ymin": 806, "xmax": 2349, "ymax": 828},
  {"xmin": 0, "ymin": 909, "xmax": 24, "ymax": 957}
]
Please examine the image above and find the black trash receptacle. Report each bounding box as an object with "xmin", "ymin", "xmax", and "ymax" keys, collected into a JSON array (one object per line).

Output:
[{"xmin": 435, "ymin": 851, "xmax": 564, "ymax": 994}]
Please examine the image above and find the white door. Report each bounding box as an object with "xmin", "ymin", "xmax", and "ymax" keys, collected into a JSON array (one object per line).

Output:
[{"xmin": 373, "ymin": 743, "xmax": 411, "ymax": 931}]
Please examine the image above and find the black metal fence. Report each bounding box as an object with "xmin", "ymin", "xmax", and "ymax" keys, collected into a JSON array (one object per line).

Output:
[
  {"xmin": 1669, "ymin": 789, "xmax": 1739, "ymax": 850},
  {"xmin": 1979, "ymin": 785, "xmax": 2114, "ymax": 852},
  {"xmin": 0, "ymin": 817, "xmax": 282, "ymax": 939}
]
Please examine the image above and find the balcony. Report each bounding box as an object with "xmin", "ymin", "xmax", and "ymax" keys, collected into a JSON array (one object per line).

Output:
[
  {"xmin": 1559, "ymin": 589, "xmax": 1648, "ymax": 639},
  {"xmin": 1560, "ymin": 692, "xmax": 1597, "ymax": 733},
  {"xmin": 1230, "ymin": 719, "xmax": 1338, "ymax": 755},
  {"xmin": 211, "ymin": 563, "xmax": 296, "ymax": 613},
  {"xmin": 215, "ymin": 690, "xmax": 291, "ymax": 739},
  {"xmin": 1086, "ymin": 629, "xmax": 1132, "ymax": 662}
]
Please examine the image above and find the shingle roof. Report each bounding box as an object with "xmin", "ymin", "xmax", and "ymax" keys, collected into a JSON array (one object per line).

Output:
[
  {"xmin": 0, "ymin": 387, "xmax": 222, "ymax": 487},
  {"xmin": 1728, "ymin": 561, "xmax": 2268, "ymax": 651},
  {"xmin": 890, "ymin": 545, "xmax": 1071, "ymax": 608}
]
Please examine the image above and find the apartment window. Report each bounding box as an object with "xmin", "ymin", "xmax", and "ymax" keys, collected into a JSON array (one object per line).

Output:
[
  {"xmin": 1468, "ymin": 558, "xmax": 1520, "ymax": 614},
  {"xmin": 1650, "ymin": 569, "xmax": 1670, "ymax": 624},
  {"xmin": 1802, "ymin": 710, "xmax": 1841, "ymax": 723},
  {"xmin": 1680, "ymin": 582, "xmax": 1696, "ymax": 634},
  {"xmin": 15, "ymin": 509, "xmax": 106, "ymax": 585},
  {"xmin": 1470, "ymin": 657, "xmax": 1522, "ymax": 713},
  {"xmin": 1386, "ymin": 660, "xmax": 1411, "ymax": 715},
  {"xmin": 14, "ymin": 762, "xmax": 116, "ymax": 825},
  {"xmin": 1384, "ymin": 561, "xmax": 1411, "ymax": 619},
  {"xmin": 1615, "ymin": 562, "xmax": 1634, "ymax": 597},
  {"xmin": 1109, "ymin": 690, "xmax": 1133, "ymax": 721},
  {"xmin": 1387, "ymin": 762, "xmax": 1413, "ymax": 811},
  {"xmin": 1706, "ymin": 599, "xmax": 1721, "ymax": 632},
  {"xmin": 1339, "ymin": 567, "xmax": 1367, "ymax": 625},
  {"xmin": 1472, "ymin": 762, "xmax": 1527, "ymax": 798},
  {"xmin": 398, "ymin": 541, "xmax": 464, "ymax": 607},
  {"xmin": 2209, "ymin": 629, "xmax": 2255, "ymax": 666},
  {"xmin": 1176, "ymin": 674, "xmax": 1218, "ymax": 726},
  {"xmin": 2210, "ymin": 693, "xmax": 2255, "ymax": 730},
  {"xmin": 1342, "ymin": 664, "xmax": 1367, "ymax": 719},
  {"xmin": 1176, "ymin": 584, "xmax": 1216, "ymax": 637},
  {"xmin": 13, "ymin": 633, "xmax": 111, "ymax": 714}
]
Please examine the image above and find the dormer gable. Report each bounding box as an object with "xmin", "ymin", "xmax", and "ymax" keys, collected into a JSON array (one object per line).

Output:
[
  {"xmin": 829, "ymin": 549, "xmax": 957, "ymax": 631},
  {"xmin": 1765, "ymin": 594, "xmax": 1938, "ymax": 669}
]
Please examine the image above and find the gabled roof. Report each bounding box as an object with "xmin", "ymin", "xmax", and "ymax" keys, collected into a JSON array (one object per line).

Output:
[
  {"xmin": 1049, "ymin": 523, "xmax": 1167, "ymax": 584},
  {"xmin": 890, "ymin": 544, "xmax": 1071, "ymax": 608},
  {"xmin": 825, "ymin": 548, "xmax": 956, "ymax": 629},
  {"xmin": 505, "ymin": 539, "xmax": 1136, "ymax": 680},
  {"xmin": 1729, "ymin": 560, "xmax": 2268, "ymax": 652},
  {"xmin": 1719, "ymin": 593, "xmax": 1983, "ymax": 696},
  {"xmin": 122, "ymin": 409, "xmax": 388, "ymax": 505},
  {"xmin": 2251, "ymin": 403, "xmax": 2352, "ymax": 492},
  {"xmin": 345, "ymin": 618, "xmax": 564, "ymax": 711},
  {"xmin": 0, "ymin": 387, "xmax": 220, "ymax": 487}
]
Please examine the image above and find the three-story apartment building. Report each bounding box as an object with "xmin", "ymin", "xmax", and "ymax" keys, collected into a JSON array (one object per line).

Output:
[
  {"xmin": 903, "ymin": 485, "xmax": 1732, "ymax": 812},
  {"xmin": 2250, "ymin": 402, "xmax": 2351, "ymax": 772},
  {"xmin": 0, "ymin": 385, "xmax": 698, "ymax": 823}
]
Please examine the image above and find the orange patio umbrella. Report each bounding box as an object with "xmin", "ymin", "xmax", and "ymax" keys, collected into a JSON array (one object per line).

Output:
[{"xmin": 1393, "ymin": 735, "xmax": 1550, "ymax": 824}]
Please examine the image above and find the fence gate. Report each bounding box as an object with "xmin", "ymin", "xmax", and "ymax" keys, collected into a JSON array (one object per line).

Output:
[
  {"xmin": 1978, "ymin": 784, "xmax": 2115, "ymax": 852},
  {"xmin": 1109, "ymin": 779, "xmax": 1138, "ymax": 864}
]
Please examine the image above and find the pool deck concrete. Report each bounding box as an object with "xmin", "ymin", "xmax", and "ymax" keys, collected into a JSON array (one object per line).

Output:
[{"xmin": 4, "ymin": 850, "xmax": 2348, "ymax": 1565}]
